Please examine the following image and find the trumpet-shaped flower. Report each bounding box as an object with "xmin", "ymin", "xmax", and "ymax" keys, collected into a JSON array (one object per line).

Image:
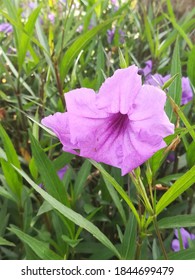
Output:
[{"xmin": 42, "ymin": 65, "xmax": 174, "ymax": 175}]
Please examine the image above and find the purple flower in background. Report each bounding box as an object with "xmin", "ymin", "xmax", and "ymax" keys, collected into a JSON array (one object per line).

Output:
[
  {"xmin": 29, "ymin": 2, "xmax": 36, "ymax": 9},
  {"xmin": 110, "ymin": 0, "xmax": 119, "ymax": 11},
  {"xmin": 48, "ymin": 13, "xmax": 55, "ymax": 24},
  {"xmin": 142, "ymin": 60, "xmax": 153, "ymax": 77},
  {"xmin": 142, "ymin": 60, "xmax": 193, "ymax": 105},
  {"xmin": 172, "ymin": 228, "xmax": 195, "ymax": 251},
  {"xmin": 42, "ymin": 65, "xmax": 174, "ymax": 176},
  {"xmin": 107, "ymin": 28, "xmax": 125, "ymax": 44},
  {"xmin": 57, "ymin": 166, "xmax": 68, "ymax": 180},
  {"xmin": 107, "ymin": 28, "xmax": 115, "ymax": 44},
  {"xmin": 119, "ymin": 29, "xmax": 125, "ymax": 44},
  {"xmin": 0, "ymin": 23, "xmax": 13, "ymax": 34},
  {"xmin": 76, "ymin": 25, "xmax": 83, "ymax": 33},
  {"xmin": 181, "ymin": 77, "xmax": 193, "ymax": 105}
]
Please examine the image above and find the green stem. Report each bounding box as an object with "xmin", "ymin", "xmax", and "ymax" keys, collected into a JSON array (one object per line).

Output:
[{"xmin": 153, "ymin": 216, "xmax": 168, "ymax": 260}]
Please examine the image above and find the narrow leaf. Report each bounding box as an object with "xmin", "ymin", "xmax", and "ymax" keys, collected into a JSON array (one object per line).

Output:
[
  {"xmin": 0, "ymin": 236, "xmax": 15, "ymax": 247},
  {"xmin": 156, "ymin": 165, "xmax": 195, "ymax": 215},
  {"xmin": 9, "ymin": 227, "xmax": 62, "ymax": 260},
  {"xmin": 59, "ymin": 16, "xmax": 120, "ymax": 83},
  {"xmin": 29, "ymin": 132, "xmax": 70, "ymax": 206},
  {"xmin": 89, "ymin": 160, "xmax": 140, "ymax": 227},
  {"xmin": 166, "ymin": 39, "xmax": 182, "ymax": 121},
  {"xmin": 121, "ymin": 214, "xmax": 137, "ymax": 260},
  {"xmin": 12, "ymin": 166, "xmax": 121, "ymax": 259}
]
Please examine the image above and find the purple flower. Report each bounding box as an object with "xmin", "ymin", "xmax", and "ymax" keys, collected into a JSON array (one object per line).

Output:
[
  {"xmin": 142, "ymin": 60, "xmax": 193, "ymax": 105},
  {"xmin": 29, "ymin": 2, "xmax": 36, "ymax": 9},
  {"xmin": 0, "ymin": 23, "xmax": 13, "ymax": 34},
  {"xmin": 107, "ymin": 28, "xmax": 125, "ymax": 44},
  {"xmin": 41, "ymin": 65, "xmax": 174, "ymax": 176},
  {"xmin": 119, "ymin": 29, "xmax": 125, "ymax": 44},
  {"xmin": 76, "ymin": 25, "xmax": 83, "ymax": 33},
  {"xmin": 107, "ymin": 28, "xmax": 115, "ymax": 44},
  {"xmin": 172, "ymin": 228, "xmax": 195, "ymax": 251},
  {"xmin": 57, "ymin": 166, "xmax": 68, "ymax": 180},
  {"xmin": 181, "ymin": 77, "xmax": 193, "ymax": 105},
  {"xmin": 48, "ymin": 13, "xmax": 55, "ymax": 24},
  {"xmin": 142, "ymin": 60, "xmax": 153, "ymax": 77}
]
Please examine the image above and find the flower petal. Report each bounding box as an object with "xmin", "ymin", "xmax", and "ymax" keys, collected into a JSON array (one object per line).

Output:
[
  {"xmin": 171, "ymin": 239, "xmax": 180, "ymax": 252},
  {"xmin": 174, "ymin": 228, "xmax": 191, "ymax": 249},
  {"xmin": 97, "ymin": 65, "xmax": 142, "ymax": 114},
  {"xmin": 65, "ymin": 88, "xmax": 109, "ymax": 146},
  {"xmin": 41, "ymin": 112, "xmax": 78, "ymax": 154},
  {"xmin": 130, "ymin": 85, "xmax": 174, "ymax": 137},
  {"xmin": 181, "ymin": 77, "xmax": 193, "ymax": 105}
]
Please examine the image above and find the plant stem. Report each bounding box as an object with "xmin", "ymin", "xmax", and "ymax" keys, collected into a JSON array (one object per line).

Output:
[
  {"xmin": 54, "ymin": 60, "xmax": 65, "ymax": 109},
  {"xmin": 153, "ymin": 216, "xmax": 168, "ymax": 260}
]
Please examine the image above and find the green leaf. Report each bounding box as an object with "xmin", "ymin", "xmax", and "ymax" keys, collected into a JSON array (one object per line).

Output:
[
  {"xmin": 150, "ymin": 215, "xmax": 195, "ymax": 230},
  {"xmin": 155, "ymin": 166, "xmax": 195, "ymax": 216},
  {"xmin": 103, "ymin": 178, "xmax": 126, "ymax": 224},
  {"xmin": 74, "ymin": 160, "xmax": 91, "ymax": 200},
  {"xmin": 187, "ymin": 45, "xmax": 195, "ymax": 87},
  {"xmin": 0, "ymin": 236, "xmax": 15, "ymax": 247},
  {"xmin": 12, "ymin": 166, "xmax": 121, "ymax": 259},
  {"xmin": 61, "ymin": 235, "xmax": 82, "ymax": 248},
  {"xmin": 0, "ymin": 124, "xmax": 21, "ymax": 169},
  {"xmin": 119, "ymin": 48, "xmax": 127, "ymax": 69},
  {"xmin": 166, "ymin": 39, "xmax": 182, "ymax": 122},
  {"xmin": 59, "ymin": 16, "xmax": 120, "ymax": 83},
  {"xmin": 89, "ymin": 160, "xmax": 140, "ymax": 227},
  {"xmin": 18, "ymin": 6, "xmax": 42, "ymax": 71},
  {"xmin": 164, "ymin": 14, "xmax": 193, "ymax": 50},
  {"xmin": 121, "ymin": 214, "xmax": 137, "ymax": 260},
  {"xmin": 186, "ymin": 142, "xmax": 195, "ymax": 168},
  {"xmin": 96, "ymin": 41, "xmax": 105, "ymax": 90},
  {"xmin": 37, "ymin": 201, "xmax": 53, "ymax": 216},
  {"xmin": 144, "ymin": 14, "xmax": 155, "ymax": 56},
  {"xmin": 165, "ymin": 248, "xmax": 195, "ymax": 260},
  {"xmin": 29, "ymin": 132, "xmax": 70, "ymax": 206},
  {"xmin": 9, "ymin": 226, "xmax": 62, "ymax": 260},
  {"xmin": 0, "ymin": 159, "xmax": 22, "ymax": 199}
]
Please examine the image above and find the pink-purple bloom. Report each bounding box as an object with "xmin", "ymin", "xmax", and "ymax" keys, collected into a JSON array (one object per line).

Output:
[
  {"xmin": 0, "ymin": 23, "xmax": 13, "ymax": 34},
  {"xmin": 172, "ymin": 228, "xmax": 195, "ymax": 251},
  {"xmin": 57, "ymin": 166, "xmax": 68, "ymax": 180},
  {"xmin": 42, "ymin": 65, "xmax": 174, "ymax": 176},
  {"xmin": 48, "ymin": 13, "xmax": 55, "ymax": 24},
  {"xmin": 142, "ymin": 60, "xmax": 193, "ymax": 105},
  {"xmin": 107, "ymin": 27, "xmax": 125, "ymax": 44}
]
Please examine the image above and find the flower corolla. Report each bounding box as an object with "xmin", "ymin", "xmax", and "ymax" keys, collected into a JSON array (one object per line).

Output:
[{"xmin": 42, "ymin": 65, "xmax": 174, "ymax": 175}]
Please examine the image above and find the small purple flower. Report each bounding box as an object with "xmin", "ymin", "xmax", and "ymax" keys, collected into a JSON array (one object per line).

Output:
[
  {"xmin": 172, "ymin": 228, "xmax": 195, "ymax": 251},
  {"xmin": 42, "ymin": 65, "xmax": 174, "ymax": 176},
  {"xmin": 142, "ymin": 60, "xmax": 153, "ymax": 77},
  {"xmin": 0, "ymin": 23, "xmax": 13, "ymax": 34},
  {"xmin": 119, "ymin": 29, "xmax": 125, "ymax": 44},
  {"xmin": 181, "ymin": 77, "xmax": 193, "ymax": 105},
  {"xmin": 142, "ymin": 60, "xmax": 193, "ymax": 105},
  {"xmin": 107, "ymin": 28, "xmax": 125, "ymax": 44},
  {"xmin": 57, "ymin": 166, "xmax": 68, "ymax": 180},
  {"xmin": 110, "ymin": 0, "xmax": 119, "ymax": 11},
  {"xmin": 107, "ymin": 28, "xmax": 115, "ymax": 44},
  {"xmin": 48, "ymin": 13, "xmax": 55, "ymax": 24},
  {"xmin": 29, "ymin": 2, "xmax": 36, "ymax": 9},
  {"xmin": 76, "ymin": 25, "xmax": 83, "ymax": 33}
]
